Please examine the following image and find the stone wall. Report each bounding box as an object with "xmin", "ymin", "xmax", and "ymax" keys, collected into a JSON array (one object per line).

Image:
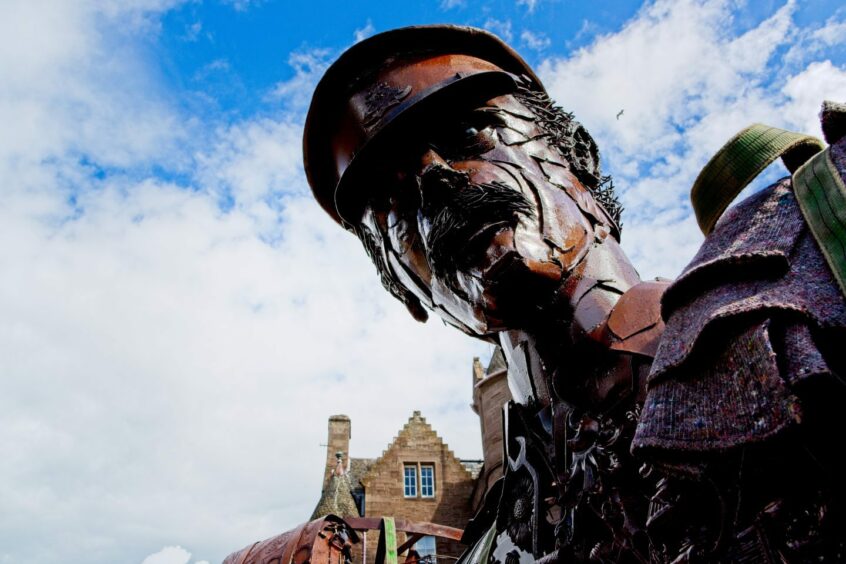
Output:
[
  {"xmin": 470, "ymin": 356, "xmax": 511, "ymax": 512},
  {"xmin": 361, "ymin": 412, "xmax": 475, "ymax": 562}
]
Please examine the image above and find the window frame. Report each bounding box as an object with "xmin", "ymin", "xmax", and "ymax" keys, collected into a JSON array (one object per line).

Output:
[
  {"xmin": 403, "ymin": 464, "xmax": 418, "ymax": 498},
  {"xmin": 420, "ymin": 464, "xmax": 435, "ymax": 498}
]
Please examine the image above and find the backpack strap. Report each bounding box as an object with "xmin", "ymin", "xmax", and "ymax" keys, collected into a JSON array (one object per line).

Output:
[
  {"xmin": 691, "ymin": 123, "xmax": 824, "ymax": 234},
  {"xmin": 375, "ymin": 517, "xmax": 398, "ymax": 564},
  {"xmin": 792, "ymin": 148, "xmax": 846, "ymax": 295},
  {"xmin": 691, "ymin": 120, "xmax": 846, "ymax": 297}
]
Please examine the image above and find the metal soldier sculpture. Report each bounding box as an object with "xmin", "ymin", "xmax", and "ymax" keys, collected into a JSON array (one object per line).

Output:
[{"xmin": 299, "ymin": 26, "xmax": 846, "ymax": 562}]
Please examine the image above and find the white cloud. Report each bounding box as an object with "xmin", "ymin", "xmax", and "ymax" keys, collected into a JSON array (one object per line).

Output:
[
  {"xmin": 354, "ymin": 19, "xmax": 376, "ymax": 43},
  {"xmin": 483, "ymin": 18, "xmax": 513, "ymax": 43},
  {"xmin": 2, "ymin": 1, "xmax": 845, "ymax": 563},
  {"xmin": 184, "ymin": 21, "xmax": 202, "ymax": 42},
  {"xmin": 781, "ymin": 60, "xmax": 846, "ymax": 136},
  {"xmin": 268, "ymin": 48, "xmax": 334, "ymax": 112},
  {"xmin": 221, "ymin": 0, "xmax": 264, "ymax": 11},
  {"xmin": 142, "ymin": 546, "xmax": 191, "ymax": 564},
  {"xmin": 0, "ymin": 2, "xmax": 487, "ymax": 563},
  {"xmin": 784, "ymin": 14, "xmax": 846, "ymax": 64},
  {"xmin": 811, "ymin": 16, "xmax": 846, "ymax": 46},
  {"xmin": 440, "ymin": 0, "xmax": 466, "ymax": 9},
  {"xmin": 521, "ymin": 30, "xmax": 551, "ymax": 51},
  {"xmin": 517, "ymin": 0, "xmax": 540, "ymax": 13},
  {"xmin": 538, "ymin": 0, "xmax": 846, "ymax": 278}
]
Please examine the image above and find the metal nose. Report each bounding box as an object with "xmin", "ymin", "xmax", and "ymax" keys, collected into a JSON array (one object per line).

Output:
[
  {"xmin": 417, "ymin": 148, "xmax": 463, "ymax": 210},
  {"xmin": 419, "ymin": 147, "xmax": 449, "ymax": 173}
]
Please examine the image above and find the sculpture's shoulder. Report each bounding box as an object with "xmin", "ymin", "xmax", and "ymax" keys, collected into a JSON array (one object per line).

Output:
[
  {"xmin": 634, "ymin": 119, "xmax": 846, "ymax": 457},
  {"xmin": 606, "ymin": 278, "xmax": 669, "ymax": 359},
  {"xmin": 621, "ymin": 115, "xmax": 846, "ymax": 561}
]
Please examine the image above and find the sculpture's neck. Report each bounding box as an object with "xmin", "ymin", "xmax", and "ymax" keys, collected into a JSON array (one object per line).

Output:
[{"xmin": 498, "ymin": 237, "xmax": 640, "ymax": 408}]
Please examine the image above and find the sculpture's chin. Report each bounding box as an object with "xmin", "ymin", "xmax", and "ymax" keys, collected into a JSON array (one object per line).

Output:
[{"xmin": 479, "ymin": 253, "xmax": 566, "ymax": 328}]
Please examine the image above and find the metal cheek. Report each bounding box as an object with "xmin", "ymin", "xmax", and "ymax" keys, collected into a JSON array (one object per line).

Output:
[
  {"xmin": 387, "ymin": 209, "xmax": 414, "ymax": 255},
  {"xmin": 360, "ymin": 206, "xmax": 392, "ymax": 266},
  {"xmin": 430, "ymin": 272, "xmax": 492, "ymax": 335},
  {"xmin": 449, "ymin": 159, "xmax": 547, "ymax": 264},
  {"xmin": 537, "ymin": 160, "xmax": 612, "ymax": 231},
  {"xmin": 521, "ymin": 166, "xmax": 593, "ymax": 270},
  {"xmin": 386, "ymin": 251, "xmax": 434, "ymax": 309},
  {"xmin": 385, "ymin": 216, "xmax": 434, "ymax": 291},
  {"xmin": 484, "ymin": 128, "xmax": 595, "ymax": 271},
  {"xmin": 470, "ymin": 149, "xmax": 592, "ymax": 271}
]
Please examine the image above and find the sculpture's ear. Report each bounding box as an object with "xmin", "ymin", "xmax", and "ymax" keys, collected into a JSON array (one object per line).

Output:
[{"xmin": 404, "ymin": 295, "xmax": 429, "ymax": 322}]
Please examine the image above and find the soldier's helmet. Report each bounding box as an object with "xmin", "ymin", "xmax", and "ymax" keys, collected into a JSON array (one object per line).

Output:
[{"xmin": 302, "ymin": 25, "xmax": 543, "ymax": 229}]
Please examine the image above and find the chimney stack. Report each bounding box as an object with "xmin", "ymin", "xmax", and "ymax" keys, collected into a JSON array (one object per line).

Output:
[{"xmin": 323, "ymin": 415, "xmax": 351, "ymax": 489}]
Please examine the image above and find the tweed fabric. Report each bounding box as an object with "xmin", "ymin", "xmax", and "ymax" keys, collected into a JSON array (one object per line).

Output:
[
  {"xmin": 634, "ymin": 320, "xmax": 802, "ymax": 451},
  {"xmin": 831, "ymin": 134, "xmax": 846, "ymax": 176},
  {"xmin": 633, "ymin": 130, "xmax": 846, "ymax": 455},
  {"xmin": 778, "ymin": 322, "xmax": 833, "ymax": 388},
  {"xmin": 651, "ymin": 181, "xmax": 846, "ymax": 381}
]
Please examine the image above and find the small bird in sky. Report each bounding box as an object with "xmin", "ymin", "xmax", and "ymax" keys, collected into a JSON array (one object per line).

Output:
[{"xmin": 616, "ymin": 109, "xmax": 625, "ymax": 120}]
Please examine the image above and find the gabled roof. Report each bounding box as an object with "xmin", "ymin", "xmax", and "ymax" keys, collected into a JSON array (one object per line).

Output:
[{"xmin": 361, "ymin": 411, "xmax": 473, "ymax": 486}]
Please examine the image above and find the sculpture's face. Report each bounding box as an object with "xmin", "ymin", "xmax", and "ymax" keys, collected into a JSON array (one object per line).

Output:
[{"xmin": 356, "ymin": 93, "xmax": 612, "ymax": 335}]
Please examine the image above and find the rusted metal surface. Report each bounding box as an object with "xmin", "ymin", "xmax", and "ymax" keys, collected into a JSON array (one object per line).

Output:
[
  {"xmin": 223, "ymin": 516, "xmax": 462, "ymax": 564},
  {"xmin": 344, "ymin": 517, "xmax": 464, "ymax": 541},
  {"xmin": 302, "ymin": 24, "xmax": 846, "ymax": 563},
  {"xmin": 395, "ymin": 533, "xmax": 424, "ymax": 556},
  {"xmin": 223, "ymin": 516, "xmax": 357, "ymax": 564}
]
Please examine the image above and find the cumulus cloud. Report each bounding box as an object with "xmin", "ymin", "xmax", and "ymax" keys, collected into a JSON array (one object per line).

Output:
[
  {"xmin": 3, "ymin": 1, "xmax": 845, "ymax": 563},
  {"xmin": 221, "ymin": 0, "xmax": 264, "ymax": 11},
  {"xmin": 517, "ymin": 0, "xmax": 541, "ymax": 13},
  {"xmin": 538, "ymin": 0, "xmax": 846, "ymax": 278},
  {"xmin": 354, "ymin": 19, "xmax": 376, "ymax": 43},
  {"xmin": 268, "ymin": 48, "xmax": 334, "ymax": 112},
  {"xmin": 142, "ymin": 546, "xmax": 192, "ymax": 564},
  {"xmin": 521, "ymin": 30, "xmax": 551, "ymax": 51},
  {"xmin": 440, "ymin": 0, "xmax": 466, "ymax": 10},
  {"xmin": 183, "ymin": 21, "xmax": 203, "ymax": 42},
  {"xmin": 483, "ymin": 18, "xmax": 513, "ymax": 43},
  {"xmin": 0, "ymin": 2, "xmax": 487, "ymax": 563}
]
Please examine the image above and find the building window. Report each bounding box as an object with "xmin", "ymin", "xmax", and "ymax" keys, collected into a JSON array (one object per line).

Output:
[
  {"xmin": 416, "ymin": 535, "xmax": 437, "ymax": 562},
  {"xmin": 420, "ymin": 465, "xmax": 435, "ymax": 498},
  {"xmin": 403, "ymin": 465, "xmax": 417, "ymax": 497}
]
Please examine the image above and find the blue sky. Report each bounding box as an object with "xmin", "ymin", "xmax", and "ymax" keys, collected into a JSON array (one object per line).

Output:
[
  {"xmin": 150, "ymin": 0, "xmax": 844, "ymax": 114},
  {"xmin": 153, "ymin": 0, "xmax": 645, "ymax": 117},
  {"xmin": 1, "ymin": 1, "xmax": 845, "ymax": 563}
]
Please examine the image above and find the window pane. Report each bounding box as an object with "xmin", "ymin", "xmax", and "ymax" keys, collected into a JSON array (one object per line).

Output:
[
  {"xmin": 420, "ymin": 465, "xmax": 434, "ymax": 498},
  {"xmin": 415, "ymin": 535, "xmax": 437, "ymax": 563},
  {"xmin": 403, "ymin": 465, "xmax": 417, "ymax": 497}
]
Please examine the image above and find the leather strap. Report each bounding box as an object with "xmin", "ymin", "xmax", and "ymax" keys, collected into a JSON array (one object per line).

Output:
[{"xmin": 691, "ymin": 123, "xmax": 824, "ymax": 234}]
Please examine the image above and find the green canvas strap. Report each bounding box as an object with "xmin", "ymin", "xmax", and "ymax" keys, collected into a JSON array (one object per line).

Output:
[
  {"xmin": 376, "ymin": 517, "xmax": 398, "ymax": 564},
  {"xmin": 691, "ymin": 123, "xmax": 825, "ymax": 234},
  {"xmin": 792, "ymin": 149, "xmax": 846, "ymax": 296},
  {"xmin": 691, "ymin": 120, "xmax": 846, "ymax": 298}
]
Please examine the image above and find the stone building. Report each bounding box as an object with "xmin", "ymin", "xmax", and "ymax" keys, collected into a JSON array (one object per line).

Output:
[{"xmin": 311, "ymin": 350, "xmax": 511, "ymax": 563}]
